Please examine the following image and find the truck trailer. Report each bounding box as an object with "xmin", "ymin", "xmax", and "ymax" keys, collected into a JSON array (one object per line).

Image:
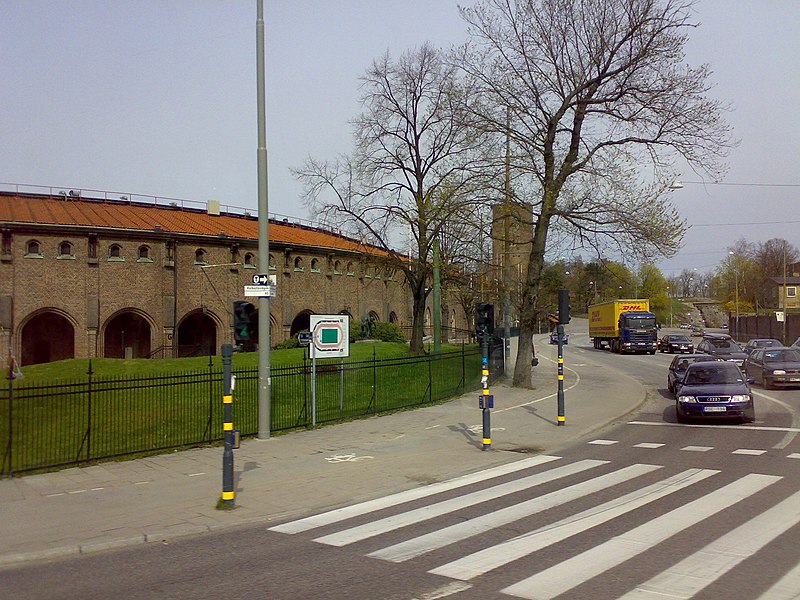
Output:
[{"xmin": 589, "ymin": 299, "xmax": 658, "ymax": 354}]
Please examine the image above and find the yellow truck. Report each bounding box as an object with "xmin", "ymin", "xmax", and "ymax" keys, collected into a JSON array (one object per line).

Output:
[{"xmin": 589, "ymin": 299, "xmax": 658, "ymax": 354}]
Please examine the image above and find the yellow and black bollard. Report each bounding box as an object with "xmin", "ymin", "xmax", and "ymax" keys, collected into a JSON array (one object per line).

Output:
[{"xmin": 221, "ymin": 343, "xmax": 235, "ymax": 507}]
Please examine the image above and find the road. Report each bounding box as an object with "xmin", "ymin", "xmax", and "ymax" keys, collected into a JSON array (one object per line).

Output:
[{"xmin": 3, "ymin": 328, "xmax": 800, "ymax": 599}]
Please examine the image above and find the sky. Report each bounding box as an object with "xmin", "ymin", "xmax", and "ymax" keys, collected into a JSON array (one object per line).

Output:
[{"xmin": 1, "ymin": 0, "xmax": 799, "ymax": 279}]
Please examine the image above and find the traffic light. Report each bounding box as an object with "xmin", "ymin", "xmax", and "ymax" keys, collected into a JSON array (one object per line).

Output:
[
  {"xmin": 475, "ymin": 302, "xmax": 495, "ymax": 335},
  {"xmin": 558, "ymin": 289, "xmax": 571, "ymax": 324},
  {"xmin": 233, "ymin": 301, "xmax": 255, "ymax": 341}
]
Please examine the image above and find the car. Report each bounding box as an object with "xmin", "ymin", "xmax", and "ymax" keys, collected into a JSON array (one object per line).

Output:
[
  {"xmin": 695, "ymin": 335, "xmax": 748, "ymax": 368},
  {"xmin": 721, "ymin": 323, "xmax": 729, "ymax": 329},
  {"xmin": 549, "ymin": 331, "xmax": 569, "ymax": 345},
  {"xmin": 658, "ymin": 334, "xmax": 694, "ymax": 354},
  {"xmin": 791, "ymin": 337, "xmax": 800, "ymax": 350},
  {"xmin": 743, "ymin": 346, "xmax": 800, "ymax": 389},
  {"xmin": 667, "ymin": 353, "xmax": 719, "ymax": 395},
  {"xmin": 679, "ymin": 323, "xmax": 691, "ymax": 329},
  {"xmin": 690, "ymin": 325, "xmax": 705, "ymax": 337},
  {"xmin": 742, "ymin": 338, "xmax": 783, "ymax": 356},
  {"xmin": 675, "ymin": 361, "xmax": 755, "ymax": 423}
]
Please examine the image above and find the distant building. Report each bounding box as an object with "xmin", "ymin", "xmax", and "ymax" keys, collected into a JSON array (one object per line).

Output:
[{"xmin": 0, "ymin": 188, "xmax": 461, "ymax": 365}]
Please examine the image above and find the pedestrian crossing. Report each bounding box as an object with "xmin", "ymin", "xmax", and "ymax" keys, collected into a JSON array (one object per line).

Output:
[{"xmin": 268, "ymin": 455, "xmax": 800, "ymax": 599}]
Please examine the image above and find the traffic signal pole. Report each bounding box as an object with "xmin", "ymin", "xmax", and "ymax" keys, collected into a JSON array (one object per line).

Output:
[
  {"xmin": 556, "ymin": 289, "xmax": 570, "ymax": 426},
  {"xmin": 475, "ymin": 303, "xmax": 495, "ymax": 450}
]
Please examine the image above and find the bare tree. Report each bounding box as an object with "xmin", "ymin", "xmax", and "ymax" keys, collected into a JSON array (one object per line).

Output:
[
  {"xmin": 294, "ymin": 43, "xmax": 499, "ymax": 353},
  {"xmin": 457, "ymin": 0, "xmax": 734, "ymax": 386}
]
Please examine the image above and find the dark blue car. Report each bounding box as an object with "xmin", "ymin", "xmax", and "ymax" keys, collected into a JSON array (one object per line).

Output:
[{"xmin": 675, "ymin": 361, "xmax": 755, "ymax": 423}]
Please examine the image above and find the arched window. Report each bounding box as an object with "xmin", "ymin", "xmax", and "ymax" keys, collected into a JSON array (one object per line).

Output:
[
  {"xmin": 108, "ymin": 244, "xmax": 124, "ymax": 261},
  {"xmin": 244, "ymin": 253, "xmax": 256, "ymax": 269},
  {"xmin": 137, "ymin": 245, "xmax": 151, "ymax": 261},
  {"xmin": 25, "ymin": 240, "xmax": 42, "ymax": 258},
  {"xmin": 334, "ymin": 260, "xmax": 342, "ymax": 274},
  {"xmin": 58, "ymin": 241, "xmax": 74, "ymax": 258},
  {"xmin": 268, "ymin": 253, "xmax": 276, "ymax": 271},
  {"xmin": 346, "ymin": 261, "xmax": 355, "ymax": 276},
  {"xmin": 310, "ymin": 258, "xmax": 320, "ymax": 273},
  {"xmin": 293, "ymin": 256, "xmax": 304, "ymax": 272},
  {"xmin": 195, "ymin": 248, "xmax": 208, "ymax": 265}
]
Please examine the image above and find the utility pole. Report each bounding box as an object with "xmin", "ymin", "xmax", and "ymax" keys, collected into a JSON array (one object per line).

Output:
[
  {"xmin": 503, "ymin": 107, "xmax": 511, "ymax": 369},
  {"xmin": 256, "ymin": 0, "xmax": 271, "ymax": 438}
]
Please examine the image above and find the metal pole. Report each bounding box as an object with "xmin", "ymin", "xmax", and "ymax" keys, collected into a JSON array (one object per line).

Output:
[
  {"xmin": 480, "ymin": 333, "xmax": 492, "ymax": 450},
  {"xmin": 433, "ymin": 239, "xmax": 441, "ymax": 353},
  {"xmin": 503, "ymin": 107, "xmax": 511, "ymax": 368},
  {"xmin": 221, "ymin": 343, "xmax": 235, "ymax": 507},
  {"xmin": 256, "ymin": 0, "xmax": 271, "ymax": 439},
  {"xmin": 311, "ymin": 347, "xmax": 317, "ymax": 426},
  {"xmin": 783, "ymin": 244, "xmax": 788, "ymax": 344},
  {"xmin": 557, "ymin": 325, "xmax": 565, "ymax": 425}
]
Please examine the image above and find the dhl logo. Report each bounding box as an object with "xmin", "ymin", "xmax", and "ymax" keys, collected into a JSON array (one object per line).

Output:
[{"xmin": 620, "ymin": 304, "xmax": 646, "ymax": 311}]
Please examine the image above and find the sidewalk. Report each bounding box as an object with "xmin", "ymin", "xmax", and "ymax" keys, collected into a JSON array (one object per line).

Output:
[{"xmin": 0, "ymin": 332, "xmax": 645, "ymax": 568}]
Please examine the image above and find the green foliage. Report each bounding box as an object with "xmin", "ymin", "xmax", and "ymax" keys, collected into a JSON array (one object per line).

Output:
[
  {"xmin": 371, "ymin": 321, "xmax": 407, "ymax": 343},
  {"xmin": 272, "ymin": 335, "xmax": 301, "ymax": 350}
]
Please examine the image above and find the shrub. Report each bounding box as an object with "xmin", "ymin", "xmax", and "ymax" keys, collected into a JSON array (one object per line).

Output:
[
  {"xmin": 272, "ymin": 335, "xmax": 301, "ymax": 350},
  {"xmin": 372, "ymin": 321, "xmax": 407, "ymax": 343}
]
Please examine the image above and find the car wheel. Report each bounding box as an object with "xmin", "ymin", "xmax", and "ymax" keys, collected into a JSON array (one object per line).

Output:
[
  {"xmin": 668, "ymin": 381, "xmax": 673, "ymax": 393},
  {"xmin": 649, "ymin": 351, "xmax": 656, "ymax": 355},
  {"xmin": 675, "ymin": 406, "xmax": 687, "ymax": 424}
]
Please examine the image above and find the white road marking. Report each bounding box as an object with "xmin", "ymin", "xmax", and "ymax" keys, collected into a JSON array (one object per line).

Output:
[
  {"xmin": 629, "ymin": 420, "xmax": 800, "ymax": 432},
  {"xmin": 589, "ymin": 439, "xmax": 619, "ymax": 445},
  {"xmin": 324, "ymin": 454, "xmax": 374, "ymax": 463},
  {"xmin": 633, "ymin": 443, "xmax": 665, "ymax": 449},
  {"xmin": 187, "ymin": 473, "xmax": 205, "ymax": 477},
  {"xmin": 411, "ymin": 581, "xmax": 473, "ymax": 599},
  {"xmin": 758, "ymin": 559, "xmax": 800, "ymax": 599},
  {"xmin": 500, "ymin": 473, "xmax": 780, "ymax": 600},
  {"xmin": 681, "ymin": 445, "xmax": 713, "ymax": 452},
  {"xmin": 752, "ymin": 390, "xmax": 800, "ymax": 449},
  {"xmin": 787, "ymin": 453, "xmax": 800, "ymax": 459},
  {"xmin": 430, "ymin": 468, "xmax": 718, "ymax": 581},
  {"xmin": 370, "ymin": 464, "xmax": 661, "ymax": 563},
  {"xmin": 732, "ymin": 449, "xmax": 767, "ymax": 455},
  {"xmin": 314, "ymin": 460, "xmax": 608, "ymax": 547},
  {"xmin": 269, "ymin": 454, "xmax": 561, "ymax": 534},
  {"xmin": 620, "ymin": 488, "xmax": 800, "ymax": 599}
]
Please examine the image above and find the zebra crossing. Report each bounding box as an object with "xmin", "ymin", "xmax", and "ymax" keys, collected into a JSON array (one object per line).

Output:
[{"xmin": 268, "ymin": 455, "xmax": 800, "ymax": 599}]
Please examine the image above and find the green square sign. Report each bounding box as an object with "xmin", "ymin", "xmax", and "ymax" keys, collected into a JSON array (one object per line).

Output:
[{"xmin": 320, "ymin": 328, "xmax": 339, "ymax": 344}]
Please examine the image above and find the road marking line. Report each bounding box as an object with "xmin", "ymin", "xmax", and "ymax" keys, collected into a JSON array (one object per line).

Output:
[
  {"xmin": 187, "ymin": 473, "xmax": 205, "ymax": 477},
  {"xmin": 732, "ymin": 449, "xmax": 767, "ymax": 455},
  {"xmin": 619, "ymin": 488, "xmax": 800, "ymax": 599},
  {"xmin": 501, "ymin": 473, "xmax": 780, "ymax": 600},
  {"xmin": 589, "ymin": 439, "xmax": 618, "ymax": 445},
  {"xmin": 634, "ymin": 443, "xmax": 665, "ymax": 449},
  {"xmin": 314, "ymin": 460, "xmax": 608, "ymax": 547},
  {"xmin": 629, "ymin": 420, "xmax": 800, "ymax": 432},
  {"xmin": 67, "ymin": 489, "xmax": 86, "ymax": 494},
  {"xmin": 430, "ymin": 468, "xmax": 718, "ymax": 581},
  {"xmin": 787, "ymin": 453, "xmax": 800, "ymax": 459},
  {"xmin": 758, "ymin": 558, "xmax": 800, "ymax": 599},
  {"xmin": 411, "ymin": 582, "xmax": 473, "ymax": 599},
  {"xmin": 370, "ymin": 464, "xmax": 661, "ymax": 563},
  {"xmin": 269, "ymin": 454, "xmax": 561, "ymax": 534},
  {"xmin": 681, "ymin": 445, "xmax": 713, "ymax": 452}
]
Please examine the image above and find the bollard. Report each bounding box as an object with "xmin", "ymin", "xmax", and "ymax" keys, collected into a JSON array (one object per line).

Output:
[
  {"xmin": 221, "ymin": 343, "xmax": 235, "ymax": 507},
  {"xmin": 557, "ymin": 325, "xmax": 565, "ymax": 425}
]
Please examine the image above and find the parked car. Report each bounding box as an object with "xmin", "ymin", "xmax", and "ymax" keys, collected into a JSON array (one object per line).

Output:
[
  {"xmin": 667, "ymin": 353, "xmax": 719, "ymax": 395},
  {"xmin": 742, "ymin": 338, "xmax": 783, "ymax": 356},
  {"xmin": 791, "ymin": 337, "xmax": 800, "ymax": 349},
  {"xmin": 658, "ymin": 334, "xmax": 694, "ymax": 354},
  {"xmin": 743, "ymin": 347, "xmax": 800, "ymax": 390},
  {"xmin": 549, "ymin": 331, "xmax": 569, "ymax": 345},
  {"xmin": 679, "ymin": 323, "xmax": 691, "ymax": 329},
  {"xmin": 675, "ymin": 361, "xmax": 755, "ymax": 423},
  {"xmin": 696, "ymin": 335, "xmax": 748, "ymax": 368}
]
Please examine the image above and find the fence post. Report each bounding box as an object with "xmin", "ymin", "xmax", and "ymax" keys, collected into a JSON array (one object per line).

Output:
[
  {"xmin": 3, "ymin": 367, "xmax": 12, "ymax": 476},
  {"xmin": 428, "ymin": 349, "xmax": 433, "ymax": 403},
  {"xmin": 206, "ymin": 354, "xmax": 214, "ymax": 442},
  {"xmin": 86, "ymin": 360, "xmax": 93, "ymax": 460},
  {"xmin": 372, "ymin": 346, "xmax": 377, "ymax": 413}
]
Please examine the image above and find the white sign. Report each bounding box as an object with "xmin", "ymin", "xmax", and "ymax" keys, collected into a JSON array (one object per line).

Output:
[
  {"xmin": 776, "ymin": 311, "xmax": 785, "ymax": 322},
  {"xmin": 244, "ymin": 285, "xmax": 276, "ymax": 297},
  {"xmin": 252, "ymin": 274, "xmax": 277, "ymax": 286},
  {"xmin": 309, "ymin": 314, "xmax": 350, "ymax": 358}
]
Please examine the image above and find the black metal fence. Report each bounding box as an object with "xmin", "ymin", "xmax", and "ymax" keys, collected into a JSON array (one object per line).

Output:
[{"xmin": 1, "ymin": 341, "xmax": 504, "ymax": 477}]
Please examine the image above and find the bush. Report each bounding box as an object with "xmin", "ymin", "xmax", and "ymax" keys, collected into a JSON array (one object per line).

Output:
[
  {"xmin": 372, "ymin": 321, "xmax": 407, "ymax": 343},
  {"xmin": 272, "ymin": 335, "xmax": 301, "ymax": 350}
]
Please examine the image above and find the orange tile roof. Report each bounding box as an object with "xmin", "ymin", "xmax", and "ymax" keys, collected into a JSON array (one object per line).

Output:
[{"xmin": 0, "ymin": 193, "xmax": 390, "ymax": 257}]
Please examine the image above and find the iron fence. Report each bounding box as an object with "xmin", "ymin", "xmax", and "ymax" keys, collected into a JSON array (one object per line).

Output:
[{"xmin": 1, "ymin": 341, "xmax": 503, "ymax": 477}]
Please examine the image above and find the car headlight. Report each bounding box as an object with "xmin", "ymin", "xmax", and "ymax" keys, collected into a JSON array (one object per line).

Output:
[
  {"xmin": 678, "ymin": 395, "xmax": 697, "ymax": 403},
  {"xmin": 730, "ymin": 395, "xmax": 751, "ymax": 403},
  {"xmin": 773, "ymin": 370, "xmax": 786, "ymax": 375}
]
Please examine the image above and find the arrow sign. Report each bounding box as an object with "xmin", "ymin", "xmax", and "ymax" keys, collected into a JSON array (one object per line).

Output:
[{"xmin": 252, "ymin": 273, "xmax": 277, "ymax": 286}]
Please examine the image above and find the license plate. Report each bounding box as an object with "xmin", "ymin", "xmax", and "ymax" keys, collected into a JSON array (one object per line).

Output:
[
  {"xmin": 704, "ymin": 406, "xmax": 726, "ymax": 412},
  {"xmin": 680, "ymin": 346, "xmax": 687, "ymax": 350},
  {"xmin": 790, "ymin": 378, "xmax": 800, "ymax": 382}
]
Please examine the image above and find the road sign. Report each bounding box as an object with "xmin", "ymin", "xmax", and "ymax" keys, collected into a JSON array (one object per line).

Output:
[
  {"xmin": 310, "ymin": 314, "xmax": 350, "ymax": 358},
  {"xmin": 298, "ymin": 331, "xmax": 312, "ymax": 345},
  {"xmin": 776, "ymin": 311, "xmax": 785, "ymax": 322},
  {"xmin": 252, "ymin": 273, "xmax": 276, "ymax": 286},
  {"xmin": 244, "ymin": 285, "xmax": 276, "ymax": 297}
]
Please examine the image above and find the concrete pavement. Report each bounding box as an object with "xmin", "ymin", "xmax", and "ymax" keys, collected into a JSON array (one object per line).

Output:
[{"xmin": 0, "ymin": 329, "xmax": 645, "ymax": 568}]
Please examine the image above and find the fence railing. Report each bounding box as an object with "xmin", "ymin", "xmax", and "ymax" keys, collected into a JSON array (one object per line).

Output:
[{"xmin": 1, "ymin": 341, "xmax": 504, "ymax": 477}]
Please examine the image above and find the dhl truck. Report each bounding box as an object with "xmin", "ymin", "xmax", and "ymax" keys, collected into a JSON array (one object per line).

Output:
[{"xmin": 589, "ymin": 299, "xmax": 658, "ymax": 354}]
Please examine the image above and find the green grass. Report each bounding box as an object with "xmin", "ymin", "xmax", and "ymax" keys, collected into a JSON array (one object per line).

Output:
[{"xmin": 1, "ymin": 341, "xmax": 487, "ymax": 474}]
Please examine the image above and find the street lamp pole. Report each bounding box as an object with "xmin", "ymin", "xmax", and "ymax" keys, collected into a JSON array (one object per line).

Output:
[{"xmin": 729, "ymin": 251, "xmax": 739, "ymax": 336}]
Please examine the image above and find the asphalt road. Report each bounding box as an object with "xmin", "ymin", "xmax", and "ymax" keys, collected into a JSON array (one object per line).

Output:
[{"xmin": 4, "ymin": 328, "xmax": 800, "ymax": 600}]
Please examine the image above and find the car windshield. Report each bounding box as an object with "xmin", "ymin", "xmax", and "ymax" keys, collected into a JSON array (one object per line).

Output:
[
  {"xmin": 627, "ymin": 316, "xmax": 655, "ymax": 329},
  {"xmin": 669, "ymin": 336, "xmax": 691, "ymax": 342},
  {"xmin": 684, "ymin": 365, "xmax": 743, "ymax": 385},
  {"xmin": 764, "ymin": 349, "xmax": 800, "ymax": 362},
  {"xmin": 753, "ymin": 340, "xmax": 781, "ymax": 347},
  {"xmin": 707, "ymin": 339, "xmax": 739, "ymax": 351}
]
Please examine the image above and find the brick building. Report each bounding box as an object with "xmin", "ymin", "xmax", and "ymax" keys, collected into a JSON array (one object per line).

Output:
[{"xmin": 0, "ymin": 189, "xmax": 461, "ymax": 365}]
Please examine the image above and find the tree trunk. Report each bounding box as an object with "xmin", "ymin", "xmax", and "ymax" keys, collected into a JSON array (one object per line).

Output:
[{"xmin": 409, "ymin": 284, "xmax": 427, "ymax": 354}]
